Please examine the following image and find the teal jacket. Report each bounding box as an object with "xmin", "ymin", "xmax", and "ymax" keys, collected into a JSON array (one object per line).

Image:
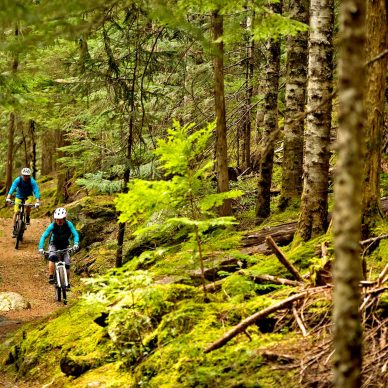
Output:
[{"xmin": 38, "ymin": 220, "xmax": 79, "ymax": 250}]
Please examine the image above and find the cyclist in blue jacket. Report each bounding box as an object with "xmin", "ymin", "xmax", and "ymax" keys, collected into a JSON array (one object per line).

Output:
[
  {"xmin": 38, "ymin": 207, "xmax": 79, "ymax": 288},
  {"xmin": 6, "ymin": 167, "xmax": 40, "ymax": 236}
]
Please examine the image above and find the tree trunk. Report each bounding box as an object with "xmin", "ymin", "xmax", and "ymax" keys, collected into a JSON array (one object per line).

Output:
[
  {"xmin": 5, "ymin": 113, "xmax": 16, "ymax": 194},
  {"xmin": 361, "ymin": 0, "xmax": 388, "ymax": 238},
  {"xmin": 115, "ymin": 25, "xmax": 138, "ymax": 268},
  {"xmin": 29, "ymin": 120, "xmax": 37, "ymax": 179},
  {"xmin": 55, "ymin": 129, "xmax": 71, "ymax": 204},
  {"xmin": 41, "ymin": 130, "xmax": 55, "ymax": 176},
  {"xmin": 21, "ymin": 120, "xmax": 30, "ymax": 167},
  {"xmin": 297, "ymin": 0, "xmax": 334, "ymax": 241},
  {"xmin": 241, "ymin": 13, "xmax": 254, "ymax": 171},
  {"xmin": 333, "ymin": 1, "xmax": 365, "ymax": 386},
  {"xmin": 279, "ymin": 0, "xmax": 309, "ymax": 210},
  {"xmin": 5, "ymin": 25, "xmax": 19, "ymax": 193},
  {"xmin": 255, "ymin": 1, "xmax": 282, "ymax": 223},
  {"xmin": 212, "ymin": 9, "xmax": 231, "ymax": 216}
]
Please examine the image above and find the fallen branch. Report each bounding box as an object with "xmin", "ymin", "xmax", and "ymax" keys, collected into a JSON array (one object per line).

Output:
[
  {"xmin": 360, "ymin": 234, "xmax": 388, "ymax": 248},
  {"xmin": 292, "ymin": 304, "xmax": 308, "ymax": 337},
  {"xmin": 203, "ymin": 280, "xmax": 223, "ymax": 292},
  {"xmin": 266, "ymin": 236, "xmax": 305, "ymax": 283},
  {"xmin": 204, "ymin": 291, "xmax": 308, "ymax": 353},
  {"xmin": 377, "ymin": 264, "xmax": 388, "ymax": 287},
  {"xmin": 247, "ymin": 273, "xmax": 302, "ymax": 287},
  {"xmin": 364, "ymin": 286, "xmax": 388, "ymax": 296}
]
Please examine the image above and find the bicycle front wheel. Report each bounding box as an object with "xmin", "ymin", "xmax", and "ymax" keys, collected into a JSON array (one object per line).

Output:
[
  {"xmin": 56, "ymin": 285, "xmax": 62, "ymax": 302},
  {"xmin": 15, "ymin": 219, "xmax": 24, "ymax": 249},
  {"xmin": 61, "ymin": 286, "xmax": 67, "ymax": 305},
  {"xmin": 58, "ymin": 266, "xmax": 67, "ymax": 304}
]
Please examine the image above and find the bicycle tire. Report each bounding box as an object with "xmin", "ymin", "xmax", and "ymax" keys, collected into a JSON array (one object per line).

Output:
[
  {"xmin": 56, "ymin": 285, "xmax": 62, "ymax": 302},
  {"xmin": 58, "ymin": 266, "xmax": 67, "ymax": 304},
  {"xmin": 62, "ymin": 286, "xmax": 67, "ymax": 305},
  {"xmin": 14, "ymin": 219, "xmax": 23, "ymax": 249}
]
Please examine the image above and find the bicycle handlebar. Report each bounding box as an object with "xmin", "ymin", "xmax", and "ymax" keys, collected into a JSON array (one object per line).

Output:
[
  {"xmin": 42, "ymin": 247, "xmax": 75, "ymax": 258},
  {"xmin": 7, "ymin": 200, "xmax": 37, "ymax": 208}
]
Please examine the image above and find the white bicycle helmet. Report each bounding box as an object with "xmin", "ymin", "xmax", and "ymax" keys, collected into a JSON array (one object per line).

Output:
[
  {"xmin": 54, "ymin": 207, "xmax": 67, "ymax": 219},
  {"xmin": 21, "ymin": 167, "xmax": 31, "ymax": 175}
]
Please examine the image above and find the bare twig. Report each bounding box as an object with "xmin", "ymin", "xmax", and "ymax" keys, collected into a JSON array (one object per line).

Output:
[
  {"xmin": 360, "ymin": 234, "xmax": 388, "ymax": 248},
  {"xmin": 364, "ymin": 286, "xmax": 388, "ymax": 296},
  {"xmin": 377, "ymin": 264, "xmax": 388, "ymax": 287},
  {"xmin": 366, "ymin": 49, "xmax": 388, "ymax": 66},
  {"xmin": 292, "ymin": 304, "xmax": 308, "ymax": 337}
]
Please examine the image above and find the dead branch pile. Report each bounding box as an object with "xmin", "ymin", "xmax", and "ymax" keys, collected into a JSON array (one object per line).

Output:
[
  {"xmin": 297, "ymin": 281, "xmax": 387, "ymax": 388},
  {"xmin": 203, "ymin": 234, "xmax": 388, "ymax": 387}
]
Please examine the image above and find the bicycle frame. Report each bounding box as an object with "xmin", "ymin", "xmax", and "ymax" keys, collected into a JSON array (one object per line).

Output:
[
  {"xmin": 10, "ymin": 200, "xmax": 35, "ymax": 249},
  {"xmin": 43, "ymin": 247, "xmax": 73, "ymax": 305}
]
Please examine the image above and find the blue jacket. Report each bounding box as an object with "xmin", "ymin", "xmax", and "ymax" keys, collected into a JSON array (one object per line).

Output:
[
  {"xmin": 8, "ymin": 176, "xmax": 40, "ymax": 200},
  {"xmin": 38, "ymin": 220, "xmax": 79, "ymax": 250}
]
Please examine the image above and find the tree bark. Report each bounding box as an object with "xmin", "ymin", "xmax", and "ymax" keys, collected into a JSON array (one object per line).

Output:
[
  {"xmin": 279, "ymin": 0, "xmax": 309, "ymax": 210},
  {"xmin": 297, "ymin": 0, "xmax": 334, "ymax": 241},
  {"xmin": 212, "ymin": 9, "xmax": 231, "ymax": 216},
  {"xmin": 333, "ymin": 1, "xmax": 366, "ymax": 386},
  {"xmin": 361, "ymin": 0, "xmax": 388, "ymax": 238},
  {"xmin": 255, "ymin": 1, "xmax": 282, "ymax": 223}
]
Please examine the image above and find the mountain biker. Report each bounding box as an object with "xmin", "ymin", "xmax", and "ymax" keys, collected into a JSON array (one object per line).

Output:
[
  {"xmin": 6, "ymin": 167, "xmax": 40, "ymax": 236},
  {"xmin": 38, "ymin": 207, "xmax": 79, "ymax": 289}
]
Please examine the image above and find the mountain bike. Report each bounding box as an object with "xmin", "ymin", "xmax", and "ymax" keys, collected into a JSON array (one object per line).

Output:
[
  {"xmin": 9, "ymin": 200, "xmax": 36, "ymax": 249},
  {"xmin": 43, "ymin": 247, "xmax": 73, "ymax": 305}
]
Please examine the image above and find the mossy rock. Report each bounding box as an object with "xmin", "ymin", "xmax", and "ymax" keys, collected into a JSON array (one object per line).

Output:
[{"xmin": 60, "ymin": 353, "xmax": 93, "ymax": 377}]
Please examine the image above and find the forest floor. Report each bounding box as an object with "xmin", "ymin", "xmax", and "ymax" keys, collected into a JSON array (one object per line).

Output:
[{"xmin": 0, "ymin": 217, "xmax": 66, "ymax": 387}]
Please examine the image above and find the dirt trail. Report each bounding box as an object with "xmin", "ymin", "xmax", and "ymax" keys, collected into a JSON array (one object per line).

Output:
[{"xmin": 0, "ymin": 217, "xmax": 61, "ymax": 338}]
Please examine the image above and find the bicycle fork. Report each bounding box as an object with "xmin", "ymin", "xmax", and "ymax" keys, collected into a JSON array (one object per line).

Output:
[{"xmin": 55, "ymin": 261, "xmax": 68, "ymax": 288}]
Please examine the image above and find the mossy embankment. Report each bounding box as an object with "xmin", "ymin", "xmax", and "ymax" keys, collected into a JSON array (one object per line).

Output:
[{"xmin": 0, "ymin": 185, "xmax": 387, "ymax": 387}]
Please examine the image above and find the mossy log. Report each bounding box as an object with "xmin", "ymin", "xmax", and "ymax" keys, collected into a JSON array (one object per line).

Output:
[{"xmin": 241, "ymin": 221, "xmax": 298, "ymax": 248}]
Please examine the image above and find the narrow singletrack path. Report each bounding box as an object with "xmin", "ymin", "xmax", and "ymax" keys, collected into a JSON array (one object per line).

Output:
[{"xmin": 0, "ymin": 217, "xmax": 61, "ymax": 339}]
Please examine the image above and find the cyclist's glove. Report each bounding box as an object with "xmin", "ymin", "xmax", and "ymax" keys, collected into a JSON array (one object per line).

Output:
[
  {"xmin": 73, "ymin": 245, "xmax": 79, "ymax": 252},
  {"xmin": 35, "ymin": 202, "xmax": 40, "ymax": 209},
  {"xmin": 6, "ymin": 198, "xmax": 12, "ymax": 204},
  {"xmin": 38, "ymin": 249, "xmax": 44, "ymax": 255}
]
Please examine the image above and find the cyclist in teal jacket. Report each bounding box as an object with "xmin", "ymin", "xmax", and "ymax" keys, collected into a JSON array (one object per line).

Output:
[
  {"xmin": 38, "ymin": 207, "xmax": 79, "ymax": 288},
  {"xmin": 6, "ymin": 167, "xmax": 40, "ymax": 234}
]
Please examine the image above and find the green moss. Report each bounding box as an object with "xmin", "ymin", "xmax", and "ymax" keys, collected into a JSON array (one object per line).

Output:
[{"xmin": 0, "ymin": 302, "xmax": 109, "ymax": 385}]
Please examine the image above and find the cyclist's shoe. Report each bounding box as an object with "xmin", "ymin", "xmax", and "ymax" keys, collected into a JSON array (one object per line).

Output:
[
  {"xmin": 26, "ymin": 216, "xmax": 30, "ymax": 225},
  {"xmin": 48, "ymin": 275, "xmax": 55, "ymax": 284}
]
